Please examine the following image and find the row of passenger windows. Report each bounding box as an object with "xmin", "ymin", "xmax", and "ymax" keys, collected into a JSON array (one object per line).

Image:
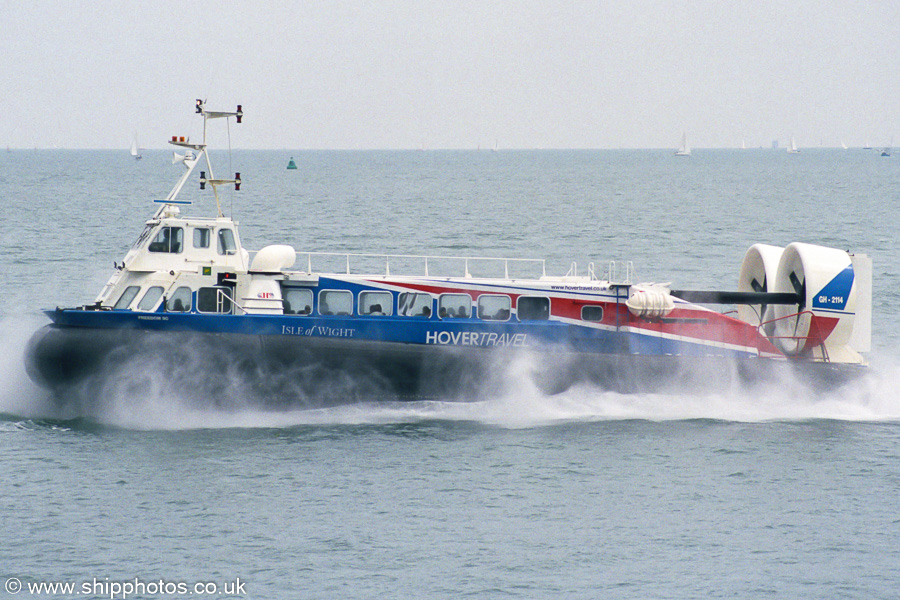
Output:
[
  {"xmin": 284, "ymin": 288, "xmax": 604, "ymax": 322},
  {"xmin": 147, "ymin": 226, "xmax": 237, "ymax": 255},
  {"xmin": 113, "ymin": 284, "xmax": 605, "ymax": 322}
]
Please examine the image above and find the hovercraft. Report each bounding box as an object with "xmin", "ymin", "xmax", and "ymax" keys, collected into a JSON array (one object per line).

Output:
[{"xmin": 26, "ymin": 101, "xmax": 873, "ymax": 404}]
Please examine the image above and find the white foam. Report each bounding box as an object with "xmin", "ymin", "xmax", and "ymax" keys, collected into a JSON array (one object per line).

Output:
[
  {"xmin": 84, "ymin": 352, "xmax": 900, "ymax": 430},
  {"xmin": 0, "ymin": 315, "xmax": 57, "ymax": 418},
  {"xmin": 3, "ymin": 316, "xmax": 899, "ymax": 430}
]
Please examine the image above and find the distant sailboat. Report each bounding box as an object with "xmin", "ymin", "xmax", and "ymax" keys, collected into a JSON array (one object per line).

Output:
[
  {"xmin": 841, "ymin": 139, "xmax": 848, "ymax": 150},
  {"xmin": 881, "ymin": 138, "xmax": 892, "ymax": 157},
  {"xmin": 787, "ymin": 136, "xmax": 800, "ymax": 154},
  {"xmin": 674, "ymin": 132, "xmax": 691, "ymax": 156},
  {"xmin": 130, "ymin": 136, "xmax": 142, "ymax": 160}
]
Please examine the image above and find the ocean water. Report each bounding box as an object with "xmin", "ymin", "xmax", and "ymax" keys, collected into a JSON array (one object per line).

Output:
[{"xmin": 1, "ymin": 148, "xmax": 899, "ymax": 599}]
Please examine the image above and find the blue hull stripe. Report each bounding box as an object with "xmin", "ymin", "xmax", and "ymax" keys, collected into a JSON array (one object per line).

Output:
[{"xmin": 46, "ymin": 309, "xmax": 759, "ymax": 359}]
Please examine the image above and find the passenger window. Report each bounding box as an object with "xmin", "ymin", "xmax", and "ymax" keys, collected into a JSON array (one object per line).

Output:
[
  {"xmin": 194, "ymin": 228, "xmax": 211, "ymax": 249},
  {"xmin": 517, "ymin": 296, "xmax": 550, "ymax": 321},
  {"xmin": 398, "ymin": 292, "xmax": 432, "ymax": 317},
  {"xmin": 197, "ymin": 287, "xmax": 233, "ymax": 313},
  {"xmin": 148, "ymin": 227, "xmax": 183, "ymax": 253},
  {"xmin": 217, "ymin": 229, "xmax": 237, "ymax": 255},
  {"xmin": 136, "ymin": 286, "xmax": 164, "ymax": 311},
  {"xmin": 581, "ymin": 305, "xmax": 604, "ymax": 322},
  {"xmin": 478, "ymin": 295, "xmax": 511, "ymax": 321},
  {"xmin": 282, "ymin": 288, "xmax": 313, "ymax": 315},
  {"xmin": 319, "ymin": 290, "xmax": 353, "ymax": 316},
  {"xmin": 166, "ymin": 286, "xmax": 192, "ymax": 312},
  {"xmin": 359, "ymin": 291, "xmax": 393, "ymax": 316},
  {"xmin": 113, "ymin": 286, "xmax": 140, "ymax": 310},
  {"xmin": 438, "ymin": 293, "xmax": 471, "ymax": 319}
]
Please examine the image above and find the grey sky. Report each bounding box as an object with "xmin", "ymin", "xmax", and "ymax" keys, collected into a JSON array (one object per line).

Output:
[{"xmin": 2, "ymin": 1, "xmax": 898, "ymax": 150}]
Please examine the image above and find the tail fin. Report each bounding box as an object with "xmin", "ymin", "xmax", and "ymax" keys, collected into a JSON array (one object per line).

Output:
[{"xmin": 848, "ymin": 253, "xmax": 872, "ymax": 354}]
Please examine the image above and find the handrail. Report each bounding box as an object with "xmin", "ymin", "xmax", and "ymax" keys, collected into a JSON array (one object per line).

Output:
[
  {"xmin": 605, "ymin": 260, "xmax": 634, "ymax": 284},
  {"xmin": 217, "ymin": 287, "xmax": 244, "ymax": 315},
  {"xmin": 759, "ymin": 309, "xmax": 814, "ymax": 328},
  {"xmin": 758, "ymin": 309, "xmax": 830, "ymax": 361},
  {"xmin": 286, "ymin": 251, "xmax": 548, "ymax": 280},
  {"xmin": 244, "ymin": 248, "xmax": 642, "ymax": 283}
]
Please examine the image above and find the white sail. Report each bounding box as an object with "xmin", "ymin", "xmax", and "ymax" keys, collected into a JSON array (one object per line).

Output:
[
  {"xmin": 787, "ymin": 136, "xmax": 800, "ymax": 153},
  {"xmin": 675, "ymin": 132, "xmax": 691, "ymax": 156},
  {"xmin": 130, "ymin": 136, "xmax": 142, "ymax": 160}
]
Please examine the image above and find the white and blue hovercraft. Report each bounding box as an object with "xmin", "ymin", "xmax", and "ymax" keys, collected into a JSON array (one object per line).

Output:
[{"xmin": 26, "ymin": 102, "xmax": 873, "ymax": 404}]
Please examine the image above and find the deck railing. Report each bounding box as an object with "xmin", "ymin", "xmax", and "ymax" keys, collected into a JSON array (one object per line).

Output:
[
  {"xmin": 577, "ymin": 260, "xmax": 634, "ymax": 284},
  {"xmin": 245, "ymin": 248, "xmax": 634, "ymax": 282},
  {"xmin": 288, "ymin": 251, "xmax": 549, "ymax": 280}
]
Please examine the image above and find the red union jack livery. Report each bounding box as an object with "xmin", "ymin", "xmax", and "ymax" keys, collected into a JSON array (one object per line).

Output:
[{"xmin": 26, "ymin": 102, "xmax": 873, "ymax": 402}]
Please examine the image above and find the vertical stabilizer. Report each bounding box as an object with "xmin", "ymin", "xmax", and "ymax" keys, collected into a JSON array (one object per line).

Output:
[{"xmin": 849, "ymin": 253, "xmax": 872, "ymax": 353}]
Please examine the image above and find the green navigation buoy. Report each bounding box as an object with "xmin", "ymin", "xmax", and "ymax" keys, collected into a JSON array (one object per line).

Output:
[{"xmin": 287, "ymin": 157, "xmax": 297, "ymax": 169}]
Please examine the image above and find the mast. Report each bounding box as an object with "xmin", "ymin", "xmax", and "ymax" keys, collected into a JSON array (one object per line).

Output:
[{"xmin": 155, "ymin": 99, "xmax": 243, "ymax": 218}]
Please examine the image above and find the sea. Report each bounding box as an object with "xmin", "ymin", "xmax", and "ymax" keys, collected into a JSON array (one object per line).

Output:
[{"xmin": 1, "ymin": 147, "xmax": 899, "ymax": 599}]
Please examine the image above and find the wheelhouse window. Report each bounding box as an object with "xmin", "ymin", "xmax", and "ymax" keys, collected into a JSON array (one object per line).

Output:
[
  {"xmin": 217, "ymin": 229, "xmax": 237, "ymax": 255},
  {"xmin": 194, "ymin": 228, "xmax": 211, "ymax": 249},
  {"xmin": 359, "ymin": 291, "xmax": 393, "ymax": 316},
  {"xmin": 113, "ymin": 286, "xmax": 140, "ymax": 310},
  {"xmin": 148, "ymin": 227, "xmax": 183, "ymax": 253},
  {"xmin": 197, "ymin": 286, "xmax": 233, "ymax": 314},
  {"xmin": 517, "ymin": 296, "xmax": 550, "ymax": 321},
  {"xmin": 166, "ymin": 286, "xmax": 192, "ymax": 312},
  {"xmin": 319, "ymin": 290, "xmax": 353, "ymax": 316},
  {"xmin": 438, "ymin": 294, "xmax": 471, "ymax": 319},
  {"xmin": 136, "ymin": 286, "xmax": 164, "ymax": 311},
  {"xmin": 478, "ymin": 295, "xmax": 511, "ymax": 321},
  {"xmin": 581, "ymin": 305, "xmax": 604, "ymax": 322},
  {"xmin": 283, "ymin": 288, "xmax": 313, "ymax": 315},
  {"xmin": 398, "ymin": 292, "xmax": 432, "ymax": 317},
  {"xmin": 132, "ymin": 224, "xmax": 155, "ymax": 250}
]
